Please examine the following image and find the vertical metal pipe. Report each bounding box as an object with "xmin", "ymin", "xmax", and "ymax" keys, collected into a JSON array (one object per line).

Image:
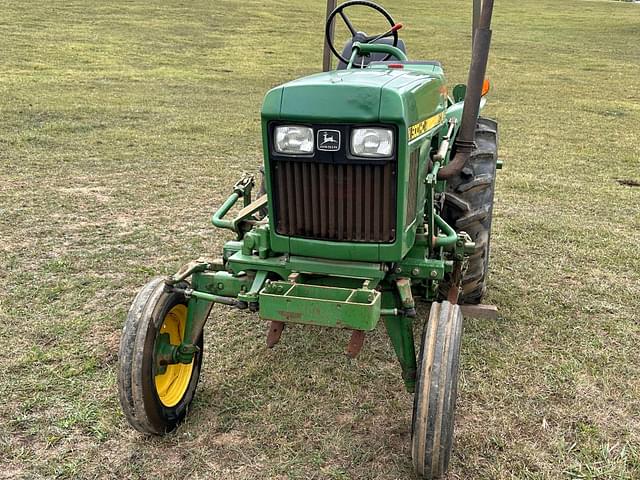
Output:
[
  {"xmin": 438, "ymin": 0, "xmax": 494, "ymax": 180},
  {"xmin": 323, "ymin": 0, "xmax": 337, "ymax": 71},
  {"xmin": 472, "ymin": 0, "xmax": 482, "ymax": 48}
]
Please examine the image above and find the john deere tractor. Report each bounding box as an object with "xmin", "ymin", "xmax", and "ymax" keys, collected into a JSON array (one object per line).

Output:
[{"xmin": 118, "ymin": 1, "xmax": 499, "ymax": 477}]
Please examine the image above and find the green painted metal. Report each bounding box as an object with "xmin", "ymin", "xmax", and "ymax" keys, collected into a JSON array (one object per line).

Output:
[
  {"xmin": 382, "ymin": 291, "xmax": 416, "ymax": 392},
  {"xmin": 352, "ymin": 42, "xmax": 408, "ymax": 61},
  {"xmin": 434, "ymin": 214, "xmax": 458, "ymax": 248},
  {"xmin": 175, "ymin": 296, "xmax": 212, "ymax": 364},
  {"xmin": 188, "ymin": 290, "xmax": 235, "ymax": 305},
  {"xmin": 259, "ymin": 281, "xmax": 382, "ymax": 331},
  {"xmin": 394, "ymin": 257, "xmax": 446, "ymax": 282},
  {"xmin": 211, "ymin": 192, "xmax": 239, "ymax": 232},
  {"xmin": 154, "ymin": 333, "xmax": 174, "ymax": 375},
  {"xmin": 223, "ymin": 240, "xmax": 243, "ymax": 262},
  {"xmin": 395, "ymin": 278, "xmax": 415, "ymax": 312},
  {"xmin": 242, "ymin": 225, "xmax": 270, "ymax": 259},
  {"xmin": 227, "ymin": 251, "xmax": 386, "ymax": 285},
  {"xmin": 192, "ymin": 270, "xmax": 253, "ymax": 298},
  {"xmin": 210, "ymin": 174, "xmax": 257, "ymax": 236},
  {"xmin": 347, "ymin": 42, "xmax": 408, "ymax": 68},
  {"xmin": 238, "ymin": 269, "xmax": 269, "ymax": 304}
]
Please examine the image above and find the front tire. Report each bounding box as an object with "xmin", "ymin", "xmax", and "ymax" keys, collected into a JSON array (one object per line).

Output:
[
  {"xmin": 411, "ymin": 301, "xmax": 463, "ymax": 479},
  {"xmin": 117, "ymin": 277, "xmax": 204, "ymax": 435}
]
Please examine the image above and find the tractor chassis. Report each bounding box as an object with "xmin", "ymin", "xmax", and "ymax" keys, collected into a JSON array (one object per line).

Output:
[{"xmin": 158, "ymin": 172, "xmax": 474, "ymax": 393}]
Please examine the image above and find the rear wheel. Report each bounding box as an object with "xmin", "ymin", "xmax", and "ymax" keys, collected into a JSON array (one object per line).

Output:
[
  {"xmin": 118, "ymin": 277, "xmax": 204, "ymax": 435},
  {"xmin": 411, "ymin": 301, "xmax": 463, "ymax": 479},
  {"xmin": 441, "ymin": 117, "xmax": 498, "ymax": 304}
]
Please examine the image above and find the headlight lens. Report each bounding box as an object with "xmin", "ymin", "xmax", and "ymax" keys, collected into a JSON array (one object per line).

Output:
[
  {"xmin": 274, "ymin": 126, "xmax": 314, "ymax": 154},
  {"xmin": 351, "ymin": 128, "xmax": 394, "ymax": 157}
]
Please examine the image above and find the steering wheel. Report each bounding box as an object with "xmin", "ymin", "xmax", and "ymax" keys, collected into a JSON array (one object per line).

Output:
[{"xmin": 325, "ymin": 1, "xmax": 402, "ymax": 67}]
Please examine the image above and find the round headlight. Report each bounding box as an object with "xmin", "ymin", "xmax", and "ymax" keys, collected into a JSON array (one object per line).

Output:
[
  {"xmin": 274, "ymin": 126, "xmax": 314, "ymax": 155},
  {"xmin": 351, "ymin": 128, "xmax": 394, "ymax": 157}
]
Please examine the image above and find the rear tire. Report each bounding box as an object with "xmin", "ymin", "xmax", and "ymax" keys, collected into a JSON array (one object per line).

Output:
[
  {"xmin": 118, "ymin": 277, "xmax": 204, "ymax": 435},
  {"xmin": 442, "ymin": 117, "xmax": 498, "ymax": 304},
  {"xmin": 411, "ymin": 301, "xmax": 463, "ymax": 479}
]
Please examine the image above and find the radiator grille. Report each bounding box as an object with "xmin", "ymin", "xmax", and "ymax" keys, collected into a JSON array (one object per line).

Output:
[{"xmin": 271, "ymin": 160, "xmax": 397, "ymax": 243}]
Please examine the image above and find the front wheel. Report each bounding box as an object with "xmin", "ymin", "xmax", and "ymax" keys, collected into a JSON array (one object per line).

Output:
[
  {"xmin": 411, "ymin": 301, "xmax": 463, "ymax": 479},
  {"xmin": 117, "ymin": 277, "xmax": 205, "ymax": 435}
]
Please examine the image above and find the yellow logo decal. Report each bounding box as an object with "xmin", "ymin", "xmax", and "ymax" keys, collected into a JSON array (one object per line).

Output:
[{"xmin": 408, "ymin": 112, "xmax": 445, "ymax": 141}]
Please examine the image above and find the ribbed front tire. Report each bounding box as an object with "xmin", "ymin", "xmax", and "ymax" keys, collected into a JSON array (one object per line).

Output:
[
  {"xmin": 411, "ymin": 301, "xmax": 463, "ymax": 479},
  {"xmin": 118, "ymin": 277, "xmax": 204, "ymax": 435}
]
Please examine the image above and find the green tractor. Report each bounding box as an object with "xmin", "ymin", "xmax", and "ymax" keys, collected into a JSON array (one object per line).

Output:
[{"xmin": 118, "ymin": 1, "xmax": 499, "ymax": 477}]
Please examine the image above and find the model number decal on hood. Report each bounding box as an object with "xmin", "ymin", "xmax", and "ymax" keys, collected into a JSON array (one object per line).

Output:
[{"xmin": 409, "ymin": 112, "xmax": 445, "ymax": 141}]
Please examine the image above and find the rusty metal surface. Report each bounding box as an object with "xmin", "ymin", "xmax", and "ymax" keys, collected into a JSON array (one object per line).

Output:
[
  {"xmin": 345, "ymin": 330, "xmax": 366, "ymax": 358},
  {"xmin": 266, "ymin": 321, "xmax": 285, "ymax": 348},
  {"xmin": 447, "ymin": 263, "xmax": 463, "ymax": 304},
  {"xmin": 473, "ymin": 0, "xmax": 482, "ymax": 48},
  {"xmin": 323, "ymin": 0, "xmax": 338, "ymax": 71},
  {"xmin": 272, "ymin": 160, "xmax": 396, "ymax": 243},
  {"xmin": 235, "ymin": 194, "xmax": 268, "ymax": 221},
  {"xmin": 460, "ymin": 304, "xmax": 498, "ymax": 319},
  {"xmin": 438, "ymin": 0, "xmax": 494, "ymax": 180}
]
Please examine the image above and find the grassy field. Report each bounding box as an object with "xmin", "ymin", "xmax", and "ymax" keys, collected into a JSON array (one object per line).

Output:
[{"xmin": 1, "ymin": 0, "xmax": 639, "ymax": 478}]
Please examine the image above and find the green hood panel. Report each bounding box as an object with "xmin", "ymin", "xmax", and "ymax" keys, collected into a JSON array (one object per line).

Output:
[
  {"xmin": 264, "ymin": 69, "xmax": 445, "ymax": 125},
  {"xmin": 380, "ymin": 72, "xmax": 446, "ymax": 128}
]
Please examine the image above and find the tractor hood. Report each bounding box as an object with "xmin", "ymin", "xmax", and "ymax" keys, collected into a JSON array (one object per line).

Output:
[{"xmin": 262, "ymin": 67, "xmax": 446, "ymax": 126}]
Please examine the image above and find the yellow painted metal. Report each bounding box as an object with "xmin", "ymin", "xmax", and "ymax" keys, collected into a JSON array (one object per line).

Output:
[
  {"xmin": 154, "ymin": 304, "xmax": 194, "ymax": 407},
  {"xmin": 408, "ymin": 111, "xmax": 445, "ymax": 142}
]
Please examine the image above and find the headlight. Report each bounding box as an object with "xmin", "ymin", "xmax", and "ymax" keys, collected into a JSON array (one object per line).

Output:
[
  {"xmin": 274, "ymin": 126, "xmax": 314, "ymax": 154},
  {"xmin": 351, "ymin": 128, "xmax": 394, "ymax": 157}
]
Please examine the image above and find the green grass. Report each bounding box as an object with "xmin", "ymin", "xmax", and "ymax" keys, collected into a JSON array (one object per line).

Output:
[{"xmin": 1, "ymin": 0, "xmax": 639, "ymax": 478}]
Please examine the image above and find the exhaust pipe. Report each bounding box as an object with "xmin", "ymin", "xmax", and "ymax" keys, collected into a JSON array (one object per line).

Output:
[{"xmin": 438, "ymin": 0, "xmax": 495, "ymax": 180}]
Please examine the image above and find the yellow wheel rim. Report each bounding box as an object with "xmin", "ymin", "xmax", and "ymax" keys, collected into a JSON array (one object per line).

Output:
[{"xmin": 154, "ymin": 304, "xmax": 194, "ymax": 407}]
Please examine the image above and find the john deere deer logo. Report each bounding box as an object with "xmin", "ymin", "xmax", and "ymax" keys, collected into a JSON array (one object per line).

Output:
[{"xmin": 317, "ymin": 129, "xmax": 341, "ymax": 151}]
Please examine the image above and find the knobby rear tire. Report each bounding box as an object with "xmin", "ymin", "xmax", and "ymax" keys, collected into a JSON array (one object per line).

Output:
[{"xmin": 442, "ymin": 117, "xmax": 499, "ymax": 304}]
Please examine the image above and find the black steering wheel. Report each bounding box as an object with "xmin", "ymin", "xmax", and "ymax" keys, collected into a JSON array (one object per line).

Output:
[{"xmin": 325, "ymin": 0, "xmax": 401, "ymax": 67}]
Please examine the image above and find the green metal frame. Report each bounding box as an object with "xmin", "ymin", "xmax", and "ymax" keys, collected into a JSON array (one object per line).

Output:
[{"xmin": 158, "ymin": 169, "xmax": 472, "ymax": 391}]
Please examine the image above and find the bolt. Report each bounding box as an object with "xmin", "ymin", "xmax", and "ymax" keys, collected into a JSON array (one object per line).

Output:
[
  {"xmin": 430, "ymin": 270, "xmax": 438, "ymax": 278},
  {"xmin": 412, "ymin": 268, "xmax": 420, "ymax": 276},
  {"xmin": 395, "ymin": 267, "xmax": 402, "ymax": 274}
]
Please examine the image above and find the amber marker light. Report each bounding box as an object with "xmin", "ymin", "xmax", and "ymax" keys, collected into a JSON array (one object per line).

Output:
[{"xmin": 482, "ymin": 78, "xmax": 491, "ymax": 96}]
